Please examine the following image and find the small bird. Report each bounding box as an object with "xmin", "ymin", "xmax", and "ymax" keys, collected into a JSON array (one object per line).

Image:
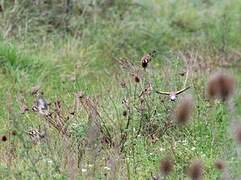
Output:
[
  {"xmin": 156, "ymin": 86, "xmax": 191, "ymax": 101},
  {"xmin": 141, "ymin": 50, "xmax": 157, "ymax": 69},
  {"xmin": 34, "ymin": 96, "xmax": 50, "ymax": 115}
]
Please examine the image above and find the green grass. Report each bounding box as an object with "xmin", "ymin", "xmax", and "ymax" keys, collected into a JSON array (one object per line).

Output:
[{"xmin": 1, "ymin": 0, "xmax": 241, "ymax": 179}]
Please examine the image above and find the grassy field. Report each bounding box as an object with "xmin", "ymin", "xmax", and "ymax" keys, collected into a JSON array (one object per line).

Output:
[{"xmin": 0, "ymin": 0, "xmax": 241, "ymax": 179}]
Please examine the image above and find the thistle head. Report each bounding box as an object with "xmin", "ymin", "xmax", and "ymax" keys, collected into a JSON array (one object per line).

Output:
[
  {"xmin": 187, "ymin": 160, "xmax": 203, "ymax": 180},
  {"xmin": 207, "ymin": 72, "xmax": 235, "ymax": 101},
  {"xmin": 160, "ymin": 157, "xmax": 173, "ymax": 176},
  {"xmin": 214, "ymin": 159, "xmax": 225, "ymax": 171},
  {"xmin": 175, "ymin": 95, "xmax": 194, "ymax": 125},
  {"xmin": 1, "ymin": 135, "xmax": 7, "ymax": 142}
]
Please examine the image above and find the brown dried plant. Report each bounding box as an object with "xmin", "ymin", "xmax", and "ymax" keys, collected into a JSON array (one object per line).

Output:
[
  {"xmin": 160, "ymin": 157, "xmax": 173, "ymax": 176},
  {"xmin": 214, "ymin": 159, "xmax": 225, "ymax": 172},
  {"xmin": 187, "ymin": 160, "xmax": 204, "ymax": 180},
  {"xmin": 207, "ymin": 72, "xmax": 235, "ymax": 101},
  {"xmin": 233, "ymin": 123, "xmax": 241, "ymax": 145},
  {"xmin": 118, "ymin": 58, "xmax": 142, "ymax": 83},
  {"xmin": 175, "ymin": 95, "xmax": 194, "ymax": 125},
  {"xmin": 76, "ymin": 92, "xmax": 112, "ymax": 147}
]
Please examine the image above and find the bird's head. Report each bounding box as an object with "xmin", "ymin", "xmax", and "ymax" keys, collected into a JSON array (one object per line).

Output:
[{"xmin": 170, "ymin": 93, "xmax": 177, "ymax": 101}]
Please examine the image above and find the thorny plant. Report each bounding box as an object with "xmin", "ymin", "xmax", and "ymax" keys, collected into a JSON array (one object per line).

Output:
[{"xmin": 1, "ymin": 49, "xmax": 240, "ymax": 179}]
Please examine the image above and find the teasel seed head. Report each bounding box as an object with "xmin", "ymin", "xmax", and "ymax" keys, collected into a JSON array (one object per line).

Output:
[
  {"xmin": 214, "ymin": 159, "xmax": 225, "ymax": 171},
  {"xmin": 234, "ymin": 123, "xmax": 241, "ymax": 144},
  {"xmin": 160, "ymin": 157, "xmax": 173, "ymax": 176},
  {"xmin": 12, "ymin": 130, "xmax": 17, "ymax": 136},
  {"xmin": 187, "ymin": 160, "xmax": 203, "ymax": 180},
  {"xmin": 1, "ymin": 135, "xmax": 7, "ymax": 142},
  {"xmin": 0, "ymin": 4, "xmax": 3, "ymax": 12},
  {"xmin": 134, "ymin": 75, "xmax": 140, "ymax": 83},
  {"xmin": 207, "ymin": 72, "xmax": 235, "ymax": 101},
  {"xmin": 123, "ymin": 110, "xmax": 128, "ymax": 117},
  {"xmin": 175, "ymin": 95, "xmax": 194, "ymax": 125}
]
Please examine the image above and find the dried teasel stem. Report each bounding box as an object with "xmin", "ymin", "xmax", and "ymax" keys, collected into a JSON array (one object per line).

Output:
[{"xmin": 77, "ymin": 92, "xmax": 112, "ymax": 146}]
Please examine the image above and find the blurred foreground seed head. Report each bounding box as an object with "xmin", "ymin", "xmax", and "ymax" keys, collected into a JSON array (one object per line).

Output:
[
  {"xmin": 12, "ymin": 130, "xmax": 17, "ymax": 136},
  {"xmin": 207, "ymin": 72, "xmax": 235, "ymax": 101},
  {"xmin": 187, "ymin": 160, "xmax": 203, "ymax": 180},
  {"xmin": 233, "ymin": 123, "xmax": 241, "ymax": 145},
  {"xmin": 175, "ymin": 95, "xmax": 194, "ymax": 125},
  {"xmin": 160, "ymin": 157, "xmax": 173, "ymax": 176},
  {"xmin": 214, "ymin": 159, "xmax": 225, "ymax": 171},
  {"xmin": 0, "ymin": 4, "xmax": 3, "ymax": 12}
]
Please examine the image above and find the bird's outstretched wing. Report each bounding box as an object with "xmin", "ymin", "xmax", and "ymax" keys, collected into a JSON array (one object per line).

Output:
[
  {"xmin": 176, "ymin": 86, "xmax": 191, "ymax": 95},
  {"xmin": 155, "ymin": 90, "xmax": 171, "ymax": 95}
]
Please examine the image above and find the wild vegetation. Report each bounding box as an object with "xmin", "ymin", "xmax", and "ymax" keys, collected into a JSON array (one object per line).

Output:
[{"xmin": 0, "ymin": 0, "xmax": 241, "ymax": 179}]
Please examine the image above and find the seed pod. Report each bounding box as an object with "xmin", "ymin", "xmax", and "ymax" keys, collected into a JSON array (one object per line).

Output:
[
  {"xmin": 187, "ymin": 160, "xmax": 203, "ymax": 180},
  {"xmin": 1, "ymin": 135, "xmax": 7, "ymax": 142},
  {"xmin": 234, "ymin": 123, "xmax": 241, "ymax": 144},
  {"xmin": 207, "ymin": 72, "xmax": 235, "ymax": 101},
  {"xmin": 160, "ymin": 157, "xmax": 173, "ymax": 176},
  {"xmin": 175, "ymin": 95, "xmax": 194, "ymax": 125},
  {"xmin": 214, "ymin": 159, "xmax": 225, "ymax": 171}
]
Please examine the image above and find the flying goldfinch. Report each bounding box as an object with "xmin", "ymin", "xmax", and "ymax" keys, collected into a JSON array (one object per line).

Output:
[{"xmin": 156, "ymin": 86, "xmax": 190, "ymax": 101}]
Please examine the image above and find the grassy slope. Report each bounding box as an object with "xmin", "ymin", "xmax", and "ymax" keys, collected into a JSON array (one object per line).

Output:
[{"xmin": 0, "ymin": 0, "xmax": 241, "ymax": 179}]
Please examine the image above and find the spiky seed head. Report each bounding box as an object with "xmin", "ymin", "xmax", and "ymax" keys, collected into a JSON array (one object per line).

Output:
[
  {"xmin": 160, "ymin": 158, "xmax": 173, "ymax": 176},
  {"xmin": 134, "ymin": 75, "xmax": 140, "ymax": 83},
  {"xmin": 123, "ymin": 110, "xmax": 127, "ymax": 117},
  {"xmin": 219, "ymin": 73, "xmax": 235, "ymax": 101},
  {"xmin": 207, "ymin": 72, "xmax": 235, "ymax": 101},
  {"xmin": 187, "ymin": 160, "xmax": 203, "ymax": 180},
  {"xmin": 12, "ymin": 130, "xmax": 17, "ymax": 136},
  {"xmin": 207, "ymin": 76, "xmax": 219, "ymax": 97},
  {"xmin": 234, "ymin": 124, "xmax": 241, "ymax": 144},
  {"xmin": 175, "ymin": 95, "xmax": 194, "ymax": 125},
  {"xmin": 0, "ymin": 4, "xmax": 3, "ymax": 12},
  {"xmin": 214, "ymin": 159, "xmax": 225, "ymax": 171},
  {"xmin": 1, "ymin": 135, "xmax": 7, "ymax": 142}
]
